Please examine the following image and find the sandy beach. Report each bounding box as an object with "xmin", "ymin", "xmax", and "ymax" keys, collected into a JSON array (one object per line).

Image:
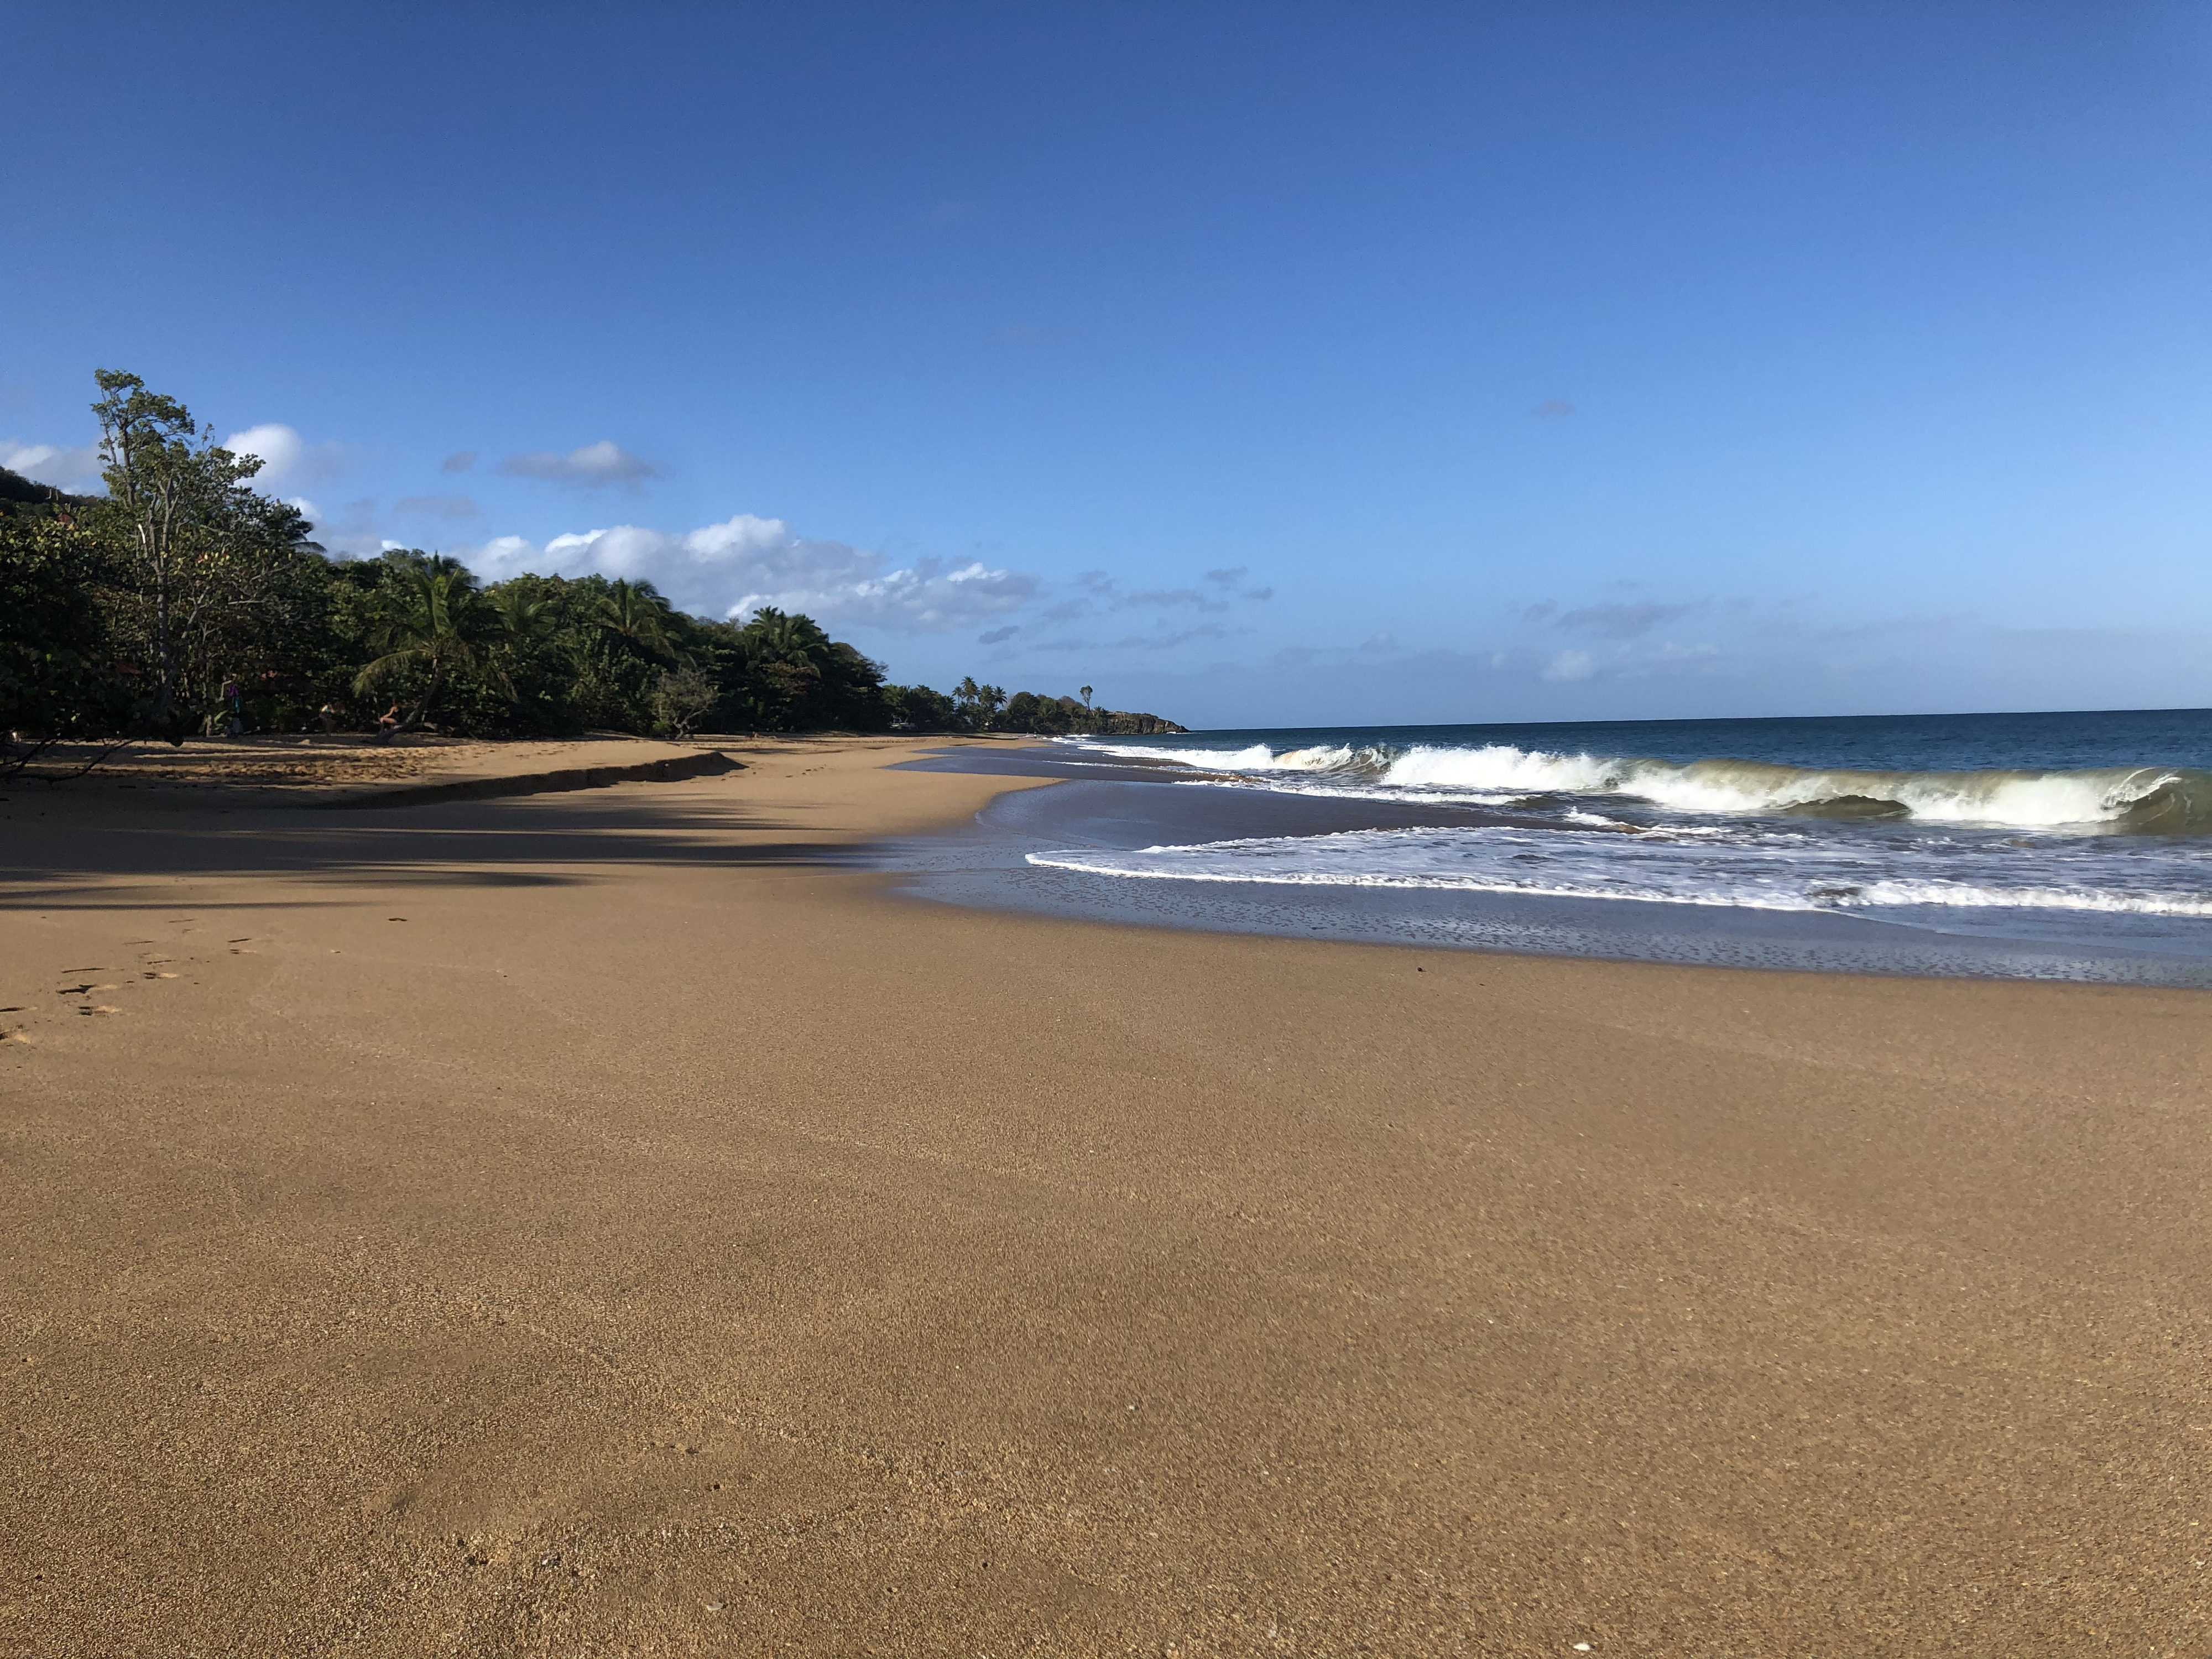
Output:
[{"xmin": 3, "ymin": 734, "xmax": 2209, "ymax": 1657}]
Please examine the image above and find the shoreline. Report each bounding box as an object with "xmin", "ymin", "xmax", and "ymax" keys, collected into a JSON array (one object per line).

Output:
[
  {"xmin": 884, "ymin": 744, "xmax": 2212, "ymax": 987},
  {"xmin": 6, "ymin": 737, "xmax": 2211, "ymax": 1655}
]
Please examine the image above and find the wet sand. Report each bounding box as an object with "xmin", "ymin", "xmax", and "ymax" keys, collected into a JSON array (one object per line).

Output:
[{"xmin": 3, "ymin": 735, "xmax": 2209, "ymax": 1656}]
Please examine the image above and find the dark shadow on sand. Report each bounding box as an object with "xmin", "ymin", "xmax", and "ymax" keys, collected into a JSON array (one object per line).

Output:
[{"xmin": 0, "ymin": 789, "xmax": 858, "ymax": 909}]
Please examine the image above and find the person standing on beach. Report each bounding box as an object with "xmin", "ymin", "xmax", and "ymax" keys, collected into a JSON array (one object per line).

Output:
[{"xmin": 221, "ymin": 676, "xmax": 244, "ymax": 738}]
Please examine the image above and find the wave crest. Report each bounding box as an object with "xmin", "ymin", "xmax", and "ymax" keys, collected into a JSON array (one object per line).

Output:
[{"xmin": 1070, "ymin": 737, "xmax": 2212, "ymax": 833}]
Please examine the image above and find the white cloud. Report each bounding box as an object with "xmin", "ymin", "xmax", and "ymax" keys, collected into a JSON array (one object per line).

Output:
[
  {"xmin": 1542, "ymin": 649, "xmax": 1596, "ymax": 681},
  {"xmin": 1, "ymin": 439, "xmax": 101, "ymax": 489},
  {"xmin": 223, "ymin": 422, "xmax": 348, "ymax": 491},
  {"xmin": 471, "ymin": 512, "xmax": 1037, "ymax": 633},
  {"xmin": 494, "ymin": 440, "xmax": 659, "ymax": 489}
]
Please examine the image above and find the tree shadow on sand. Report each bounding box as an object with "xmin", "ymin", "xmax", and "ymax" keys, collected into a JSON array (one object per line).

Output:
[{"xmin": 0, "ymin": 789, "xmax": 863, "ymax": 908}]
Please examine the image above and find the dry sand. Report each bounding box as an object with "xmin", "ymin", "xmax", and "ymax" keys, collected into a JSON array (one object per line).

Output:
[{"xmin": 3, "ymin": 735, "xmax": 2209, "ymax": 1657}]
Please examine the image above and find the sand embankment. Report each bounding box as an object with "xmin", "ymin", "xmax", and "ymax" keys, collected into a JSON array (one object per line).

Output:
[
  {"xmin": 3, "ymin": 735, "xmax": 2208, "ymax": 1656},
  {"xmin": 7, "ymin": 732, "xmax": 739, "ymax": 804}
]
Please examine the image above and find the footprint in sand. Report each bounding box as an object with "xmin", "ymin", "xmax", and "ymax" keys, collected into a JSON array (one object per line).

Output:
[
  {"xmin": 9, "ymin": 936, "xmax": 221, "ymax": 1045},
  {"xmin": 19, "ymin": 954, "xmax": 181, "ymax": 1036}
]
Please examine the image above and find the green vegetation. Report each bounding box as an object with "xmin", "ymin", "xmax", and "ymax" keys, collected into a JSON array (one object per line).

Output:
[{"xmin": 1, "ymin": 371, "xmax": 1183, "ymax": 776}]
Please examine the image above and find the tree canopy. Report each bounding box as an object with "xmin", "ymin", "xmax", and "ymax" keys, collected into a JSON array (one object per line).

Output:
[{"xmin": 1, "ymin": 371, "xmax": 1183, "ymax": 773}]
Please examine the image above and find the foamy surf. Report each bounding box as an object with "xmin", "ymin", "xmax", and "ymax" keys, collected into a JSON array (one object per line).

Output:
[
  {"xmin": 1026, "ymin": 824, "xmax": 2212, "ymax": 922},
  {"xmin": 1028, "ymin": 714, "xmax": 2212, "ymax": 950},
  {"xmin": 1062, "ymin": 736, "xmax": 2212, "ymax": 834}
]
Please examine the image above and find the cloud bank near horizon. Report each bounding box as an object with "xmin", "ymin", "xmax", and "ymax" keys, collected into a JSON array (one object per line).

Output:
[{"xmin": 470, "ymin": 513, "xmax": 1038, "ymax": 633}]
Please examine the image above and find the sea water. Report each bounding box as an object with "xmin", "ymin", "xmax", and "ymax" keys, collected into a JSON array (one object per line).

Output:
[{"xmin": 1010, "ymin": 709, "xmax": 2212, "ymax": 966}]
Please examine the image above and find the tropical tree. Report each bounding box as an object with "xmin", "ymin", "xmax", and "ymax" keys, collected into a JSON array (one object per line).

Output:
[
  {"xmin": 594, "ymin": 578, "xmax": 675, "ymax": 661},
  {"xmin": 1000, "ymin": 690, "xmax": 1088, "ymax": 734},
  {"xmin": 488, "ymin": 582, "xmax": 556, "ymax": 654},
  {"xmin": 883, "ymin": 682, "xmax": 959, "ymax": 730},
  {"xmin": 90, "ymin": 369, "xmax": 303, "ymax": 738},
  {"xmin": 734, "ymin": 607, "xmax": 827, "ymax": 726},
  {"xmin": 0, "ymin": 509, "xmax": 130, "ymax": 776},
  {"xmin": 649, "ymin": 665, "xmax": 720, "ymax": 737},
  {"xmin": 352, "ymin": 555, "xmax": 505, "ymax": 737},
  {"xmin": 952, "ymin": 675, "xmax": 1007, "ymax": 731}
]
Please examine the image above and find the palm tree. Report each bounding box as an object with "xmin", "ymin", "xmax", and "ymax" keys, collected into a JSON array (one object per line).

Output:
[
  {"xmin": 953, "ymin": 675, "xmax": 1007, "ymax": 732},
  {"xmin": 488, "ymin": 583, "xmax": 555, "ymax": 651},
  {"xmin": 739, "ymin": 608, "xmax": 830, "ymax": 726},
  {"xmin": 744, "ymin": 607, "xmax": 831, "ymax": 665},
  {"xmin": 739, "ymin": 606, "xmax": 849, "ymax": 726},
  {"xmin": 595, "ymin": 578, "xmax": 674, "ymax": 661},
  {"xmin": 353, "ymin": 556, "xmax": 504, "ymax": 739}
]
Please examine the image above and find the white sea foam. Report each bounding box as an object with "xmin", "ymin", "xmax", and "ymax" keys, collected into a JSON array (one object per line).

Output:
[
  {"xmin": 1056, "ymin": 740, "xmax": 1277, "ymax": 768},
  {"xmin": 1071, "ymin": 740, "xmax": 1376, "ymax": 774},
  {"xmin": 1026, "ymin": 825, "xmax": 2212, "ymax": 920},
  {"xmin": 1065, "ymin": 737, "xmax": 2212, "ymax": 833},
  {"xmin": 1039, "ymin": 727, "xmax": 2212, "ymax": 954},
  {"xmin": 1379, "ymin": 743, "xmax": 1624, "ymax": 794}
]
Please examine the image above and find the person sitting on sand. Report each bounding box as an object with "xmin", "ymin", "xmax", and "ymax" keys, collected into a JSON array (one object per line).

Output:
[
  {"xmin": 377, "ymin": 703, "xmax": 401, "ymax": 732},
  {"xmin": 318, "ymin": 703, "xmax": 337, "ymax": 733}
]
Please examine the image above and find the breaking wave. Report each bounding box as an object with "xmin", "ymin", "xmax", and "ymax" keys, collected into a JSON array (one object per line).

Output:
[{"xmin": 1066, "ymin": 738, "xmax": 2212, "ymax": 834}]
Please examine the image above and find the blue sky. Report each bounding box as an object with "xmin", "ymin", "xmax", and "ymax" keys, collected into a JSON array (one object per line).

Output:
[{"xmin": 6, "ymin": 2, "xmax": 2208, "ymax": 727}]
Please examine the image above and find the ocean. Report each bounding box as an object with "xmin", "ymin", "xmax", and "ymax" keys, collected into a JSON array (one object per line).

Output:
[{"xmin": 888, "ymin": 707, "xmax": 2212, "ymax": 984}]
